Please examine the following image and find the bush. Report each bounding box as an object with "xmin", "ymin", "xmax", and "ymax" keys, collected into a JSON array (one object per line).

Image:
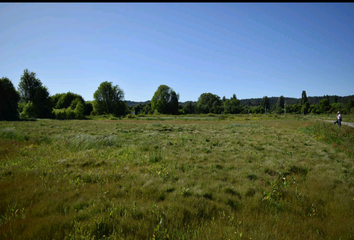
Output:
[
  {"xmin": 75, "ymin": 101, "xmax": 85, "ymax": 119},
  {"xmin": 66, "ymin": 109, "xmax": 76, "ymax": 119},
  {"xmin": 126, "ymin": 114, "xmax": 137, "ymax": 119},
  {"xmin": 20, "ymin": 101, "xmax": 37, "ymax": 119},
  {"xmin": 52, "ymin": 108, "xmax": 67, "ymax": 119}
]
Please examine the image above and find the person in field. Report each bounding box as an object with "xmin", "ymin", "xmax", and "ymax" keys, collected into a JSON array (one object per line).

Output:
[{"xmin": 334, "ymin": 111, "xmax": 342, "ymax": 127}]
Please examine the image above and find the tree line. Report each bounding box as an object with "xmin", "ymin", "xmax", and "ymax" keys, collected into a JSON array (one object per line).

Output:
[{"xmin": 1, "ymin": 69, "xmax": 354, "ymax": 120}]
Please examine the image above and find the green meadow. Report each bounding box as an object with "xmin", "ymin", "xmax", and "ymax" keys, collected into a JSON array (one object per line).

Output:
[{"xmin": 0, "ymin": 114, "xmax": 353, "ymax": 239}]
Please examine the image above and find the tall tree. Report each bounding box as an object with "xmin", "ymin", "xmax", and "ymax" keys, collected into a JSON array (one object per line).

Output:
[
  {"xmin": 84, "ymin": 102, "xmax": 94, "ymax": 116},
  {"xmin": 196, "ymin": 93, "xmax": 222, "ymax": 114},
  {"xmin": 18, "ymin": 69, "xmax": 51, "ymax": 118},
  {"xmin": 51, "ymin": 92, "xmax": 85, "ymax": 109},
  {"xmin": 261, "ymin": 96, "xmax": 270, "ymax": 113},
  {"xmin": 93, "ymin": 81, "xmax": 127, "ymax": 116},
  {"xmin": 319, "ymin": 98, "xmax": 331, "ymax": 113},
  {"xmin": 276, "ymin": 95, "xmax": 285, "ymax": 114},
  {"xmin": 223, "ymin": 97, "xmax": 241, "ymax": 114},
  {"xmin": 347, "ymin": 99, "xmax": 354, "ymax": 113},
  {"xmin": 132, "ymin": 104, "xmax": 144, "ymax": 115},
  {"xmin": 303, "ymin": 102, "xmax": 310, "ymax": 114},
  {"xmin": 151, "ymin": 85, "xmax": 179, "ymax": 115},
  {"xmin": 276, "ymin": 95, "xmax": 285, "ymax": 109},
  {"xmin": 301, "ymin": 90, "xmax": 308, "ymax": 105},
  {"xmin": 0, "ymin": 77, "xmax": 20, "ymax": 120},
  {"xmin": 183, "ymin": 101, "xmax": 196, "ymax": 114}
]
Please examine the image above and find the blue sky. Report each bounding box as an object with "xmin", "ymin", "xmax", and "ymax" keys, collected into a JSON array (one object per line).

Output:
[{"xmin": 1, "ymin": 3, "xmax": 353, "ymax": 102}]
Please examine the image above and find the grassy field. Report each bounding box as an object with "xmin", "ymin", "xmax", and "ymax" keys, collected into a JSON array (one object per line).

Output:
[{"xmin": 0, "ymin": 114, "xmax": 353, "ymax": 239}]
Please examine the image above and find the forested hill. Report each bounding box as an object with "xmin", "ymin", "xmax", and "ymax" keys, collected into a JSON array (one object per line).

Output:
[{"xmin": 125, "ymin": 95, "xmax": 354, "ymax": 107}]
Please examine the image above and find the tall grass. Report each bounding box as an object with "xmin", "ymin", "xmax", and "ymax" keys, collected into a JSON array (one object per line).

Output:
[
  {"xmin": 0, "ymin": 117, "xmax": 353, "ymax": 239},
  {"xmin": 0, "ymin": 128, "xmax": 29, "ymax": 141},
  {"xmin": 301, "ymin": 121, "xmax": 354, "ymax": 156},
  {"xmin": 56, "ymin": 134, "xmax": 122, "ymax": 151}
]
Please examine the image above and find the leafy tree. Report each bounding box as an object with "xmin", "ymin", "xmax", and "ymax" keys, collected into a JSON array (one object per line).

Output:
[
  {"xmin": 66, "ymin": 108, "xmax": 75, "ymax": 119},
  {"xmin": 84, "ymin": 102, "xmax": 94, "ymax": 116},
  {"xmin": 132, "ymin": 104, "xmax": 144, "ymax": 115},
  {"xmin": 93, "ymin": 81, "xmax": 127, "ymax": 116},
  {"xmin": 248, "ymin": 105, "xmax": 263, "ymax": 114},
  {"xmin": 20, "ymin": 101, "xmax": 37, "ymax": 119},
  {"xmin": 151, "ymin": 85, "xmax": 179, "ymax": 115},
  {"xmin": 52, "ymin": 92, "xmax": 85, "ymax": 109},
  {"xmin": 223, "ymin": 98, "xmax": 241, "ymax": 114},
  {"xmin": 324, "ymin": 95, "xmax": 330, "ymax": 102},
  {"xmin": 18, "ymin": 69, "xmax": 42, "ymax": 103},
  {"xmin": 276, "ymin": 96, "xmax": 285, "ymax": 109},
  {"xmin": 52, "ymin": 108, "xmax": 67, "ymax": 119},
  {"xmin": 143, "ymin": 103, "xmax": 153, "ymax": 114},
  {"xmin": 196, "ymin": 93, "xmax": 222, "ymax": 114},
  {"xmin": 0, "ymin": 77, "xmax": 20, "ymax": 120},
  {"xmin": 284, "ymin": 104, "xmax": 300, "ymax": 114},
  {"xmin": 319, "ymin": 98, "xmax": 331, "ymax": 113},
  {"xmin": 347, "ymin": 99, "xmax": 354, "ymax": 113},
  {"xmin": 301, "ymin": 90, "xmax": 308, "ymax": 106},
  {"xmin": 309, "ymin": 105, "xmax": 319, "ymax": 114},
  {"xmin": 50, "ymin": 93, "xmax": 65, "ymax": 109},
  {"xmin": 303, "ymin": 102, "xmax": 310, "ymax": 114},
  {"xmin": 183, "ymin": 101, "xmax": 196, "ymax": 114},
  {"xmin": 18, "ymin": 69, "xmax": 51, "ymax": 118},
  {"xmin": 50, "ymin": 92, "xmax": 86, "ymax": 119},
  {"xmin": 74, "ymin": 101, "xmax": 85, "ymax": 119},
  {"xmin": 333, "ymin": 95, "xmax": 338, "ymax": 104},
  {"xmin": 275, "ymin": 95, "xmax": 285, "ymax": 114},
  {"xmin": 261, "ymin": 96, "xmax": 270, "ymax": 113},
  {"xmin": 330, "ymin": 102, "xmax": 344, "ymax": 114}
]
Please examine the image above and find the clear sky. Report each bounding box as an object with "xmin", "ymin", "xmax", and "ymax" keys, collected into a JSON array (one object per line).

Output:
[{"xmin": 1, "ymin": 3, "xmax": 353, "ymax": 102}]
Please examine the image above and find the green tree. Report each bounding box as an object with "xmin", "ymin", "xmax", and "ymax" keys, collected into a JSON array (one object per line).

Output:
[
  {"xmin": 151, "ymin": 85, "xmax": 179, "ymax": 115},
  {"xmin": 143, "ymin": 103, "xmax": 153, "ymax": 114},
  {"xmin": 93, "ymin": 81, "xmax": 127, "ymax": 116},
  {"xmin": 223, "ymin": 97, "xmax": 241, "ymax": 114},
  {"xmin": 276, "ymin": 95, "xmax": 285, "ymax": 114},
  {"xmin": 20, "ymin": 101, "xmax": 37, "ymax": 119},
  {"xmin": 325, "ymin": 95, "xmax": 330, "ymax": 102},
  {"xmin": 132, "ymin": 104, "xmax": 144, "ymax": 115},
  {"xmin": 301, "ymin": 90, "xmax": 308, "ymax": 106},
  {"xmin": 319, "ymin": 98, "xmax": 331, "ymax": 113},
  {"xmin": 74, "ymin": 101, "xmax": 85, "ymax": 119},
  {"xmin": 0, "ymin": 77, "xmax": 20, "ymax": 120},
  {"xmin": 303, "ymin": 102, "xmax": 310, "ymax": 114},
  {"xmin": 287, "ymin": 104, "xmax": 302, "ymax": 114},
  {"xmin": 50, "ymin": 93, "xmax": 65, "ymax": 109},
  {"xmin": 52, "ymin": 92, "xmax": 85, "ymax": 109},
  {"xmin": 333, "ymin": 95, "xmax": 338, "ymax": 104},
  {"xmin": 330, "ymin": 102, "xmax": 343, "ymax": 114},
  {"xmin": 18, "ymin": 69, "xmax": 51, "ymax": 118},
  {"xmin": 261, "ymin": 96, "xmax": 270, "ymax": 113},
  {"xmin": 183, "ymin": 101, "xmax": 196, "ymax": 114},
  {"xmin": 196, "ymin": 93, "xmax": 221, "ymax": 114},
  {"xmin": 84, "ymin": 102, "xmax": 94, "ymax": 116},
  {"xmin": 347, "ymin": 99, "xmax": 354, "ymax": 113}
]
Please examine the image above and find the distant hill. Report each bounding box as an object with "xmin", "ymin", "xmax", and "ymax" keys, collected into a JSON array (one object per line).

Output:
[
  {"xmin": 125, "ymin": 100, "xmax": 151, "ymax": 107},
  {"xmin": 125, "ymin": 95, "xmax": 354, "ymax": 107}
]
